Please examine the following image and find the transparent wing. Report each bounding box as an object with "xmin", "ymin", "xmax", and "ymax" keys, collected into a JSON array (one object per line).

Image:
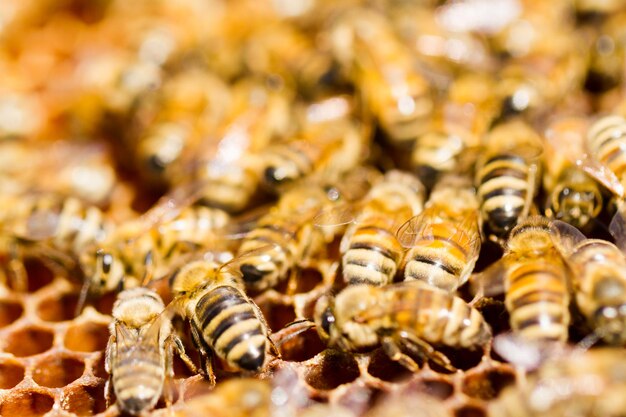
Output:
[
  {"xmin": 313, "ymin": 203, "xmax": 357, "ymax": 227},
  {"xmin": 114, "ymin": 322, "xmax": 138, "ymax": 353},
  {"xmin": 218, "ymin": 244, "xmax": 281, "ymax": 281},
  {"xmin": 549, "ymin": 220, "xmax": 587, "ymax": 257},
  {"xmin": 468, "ymin": 258, "xmax": 508, "ymax": 298},
  {"xmin": 396, "ymin": 210, "xmax": 438, "ymax": 249},
  {"xmin": 609, "ymin": 208, "xmax": 626, "ymax": 253}
]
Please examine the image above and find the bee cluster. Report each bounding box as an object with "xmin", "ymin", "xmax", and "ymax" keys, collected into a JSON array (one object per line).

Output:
[{"xmin": 1, "ymin": 0, "xmax": 626, "ymax": 416}]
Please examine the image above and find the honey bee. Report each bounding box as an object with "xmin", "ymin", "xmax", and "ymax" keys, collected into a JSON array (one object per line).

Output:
[
  {"xmin": 314, "ymin": 282, "xmax": 492, "ymax": 372},
  {"xmin": 188, "ymin": 79, "xmax": 293, "ymax": 212},
  {"xmin": 584, "ymin": 114, "xmax": 626, "ymax": 196},
  {"xmin": 0, "ymin": 194, "xmax": 111, "ymax": 292},
  {"xmin": 397, "ymin": 174, "xmax": 481, "ymax": 292},
  {"xmin": 316, "ymin": 170, "xmax": 425, "ymax": 287},
  {"xmin": 473, "ymin": 216, "xmax": 571, "ymax": 343},
  {"xmin": 105, "ymin": 287, "xmax": 196, "ymax": 415},
  {"xmin": 330, "ymin": 8, "xmax": 433, "ymax": 146},
  {"xmin": 167, "ymin": 250, "xmax": 279, "ymax": 383},
  {"xmin": 261, "ymin": 95, "xmax": 368, "ymax": 194},
  {"xmin": 543, "ymin": 117, "xmax": 604, "ymax": 233},
  {"xmin": 490, "ymin": 348, "xmax": 626, "ymax": 417},
  {"xmin": 551, "ymin": 215, "xmax": 626, "ymax": 345},
  {"xmin": 236, "ymin": 167, "xmax": 380, "ymax": 292},
  {"xmin": 475, "ymin": 120, "xmax": 543, "ymax": 242}
]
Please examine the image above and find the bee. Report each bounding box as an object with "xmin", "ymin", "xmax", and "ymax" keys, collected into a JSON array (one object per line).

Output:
[
  {"xmin": 0, "ymin": 194, "xmax": 111, "ymax": 292},
  {"xmin": 584, "ymin": 114, "xmax": 626, "ymax": 196},
  {"xmin": 397, "ymin": 174, "xmax": 481, "ymax": 292},
  {"xmin": 188, "ymin": 79, "xmax": 293, "ymax": 212},
  {"xmin": 236, "ymin": 167, "xmax": 380, "ymax": 292},
  {"xmin": 475, "ymin": 120, "xmax": 542, "ymax": 242},
  {"xmin": 543, "ymin": 117, "xmax": 604, "ymax": 233},
  {"xmin": 105, "ymin": 287, "xmax": 196, "ymax": 415},
  {"xmin": 490, "ymin": 348, "xmax": 626, "ymax": 417},
  {"xmin": 551, "ymin": 215, "xmax": 626, "ymax": 345},
  {"xmin": 316, "ymin": 170, "xmax": 425, "ymax": 287},
  {"xmin": 330, "ymin": 8, "xmax": 433, "ymax": 146},
  {"xmin": 261, "ymin": 95, "xmax": 369, "ymax": 194},
  {"xmin": 167, "ymin": 250, "xmax": 279, "ymax": 383},
  {"xmin": 314, "ymin": 282, "xmax": 492, "ymax": 372},
  {"xmin": 412, "ymin": 72, "xmax": 499, "ymax": 189},
  {"xmin": 473, "ymin": 216, "xmax": 571, "ymax": 343}
]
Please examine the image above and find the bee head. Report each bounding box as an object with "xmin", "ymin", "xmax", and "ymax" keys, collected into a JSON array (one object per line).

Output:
[
  {"xmin": 89, "ymin": 249, "xmax": 124, "ymax": 294},
  {"xmin": 314, "ymin": 295, "xmax": 336, "ymax": 344},
  {"xmin": 594, "ymin": 304, "xmax": 626, "ymax": 345}
]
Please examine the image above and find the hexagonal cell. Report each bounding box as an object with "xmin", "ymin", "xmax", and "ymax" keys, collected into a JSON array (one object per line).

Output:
[
  {"xmin": 403, "ymin": 377, "xmax": 455, "ymax": 401},
  {"xmin": 294, "ymin": 268, "xmax": 324, "ymax": 294},
  {"xmin": 64, "ymin": 321, "xmax": 109, "ymax": 352},
  {"xmin": 366, "ymin": 349, "xmax": 413, "ymax": 383},
  {"xmin": 277, "ymin": 327, "xmax": 326, "ymax": 362},
  {"xmin": 256, "ymin": 299, "xmax": 296, "ymax": 334},
  {"xmin": 23, "ymin": 258, "xmax": 55, "ymax": 292},
  {"xmin": 304, "ymin": 350, "xmax": 360, "ymax": 390},
  {"xmin": 2, "ymin": 326, "xmax": 54, "ymax": 357},
  {"xmin": 435, "ymin": 346, "xmax": 485, "ymax": 372},
  {"xmin": 454, "ymin": 404, "xmax": 487, "ymax": 417},
  {"xmin": 0, "ymin": 299, "xmax": 24, "ymax": 327},
  {"xmin": 32, "ymin": 355, "xmax": 85, "ymax": 388},
  {"xmin": 0, "ymin": 390, "xmax": 55, "ymax": 417},
  {"xmin": 0, "ymin": 360, "xmax": 25, "ymax": 389},
  {"xmin": 36, "ymin": 292, "xmax": 79, "ymax": 322},
  {"xmin": 62, "ymin": 383, "xmax": 108, "ymax": 416},
  {"xmin": 462, "ymin": 367, "xmax": 516, "ymax": 400}
]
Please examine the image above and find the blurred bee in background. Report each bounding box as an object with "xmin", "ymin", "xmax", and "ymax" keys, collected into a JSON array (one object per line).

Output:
[
  {"xmin": 0, "ymin": 193, "xmax": 112, "ymax": 292},
  {"xmin": 584, "ymin": 114, "xmax": 626, "ymax": 197},
  {"xmin": 261, "ymin": 94, "xmax": 369, "ymax": 194},
  {"xmin": 412, "ymin": 72, "xmax": 499, "ymax": 189},
  {"xmin": 186, "ymin": 78, "xmax": 294, "ymax": 213},
  {"xmin": 397, "ymin": 174, "xmax": 481, "ymax": 292},
  {"xmin": 167, "ymin": 250, "xmax": 280, "ymax": 383},
  {"xmin": 490, "ymin": 348, "xmax": 626, "ymax": 417},
  {"xmin": 237, "ymin": 167, "xmax": 380, "ymax": 292},
  {"xmin": 472, "ymin": 216, "xmax": 571, "ymax": 343},
  {"xmin": 315, "ymin": 169, "xmax": 426, "ymax": 286},
  {"xmin": 330, "ymin": 8, "xmax": 434, "ymax": 147},
  {"xmin": 551, "ymin": 214, "xmax": 626, "ymax": 346},
  {"xmin": 475, "ymin": 120, "xmax": 542, "ymax": 242},
  {"xmin": 106, "ymin": 287, "xmax": 197, "ymax": 415},
  {"xmin": 129, "ymin": 68, "xmax": 232, "ymax": 187},
  {"xmin": 314, "ymin": 282, "xmax": 492, "ymax": 372},
  {"xmin": 543, "ymin": 117, "xmax": 604, "ymax": 233}
]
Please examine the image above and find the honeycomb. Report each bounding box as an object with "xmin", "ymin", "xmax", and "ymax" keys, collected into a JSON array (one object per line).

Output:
[{"xmin": 1, "ymin": 0, "xmax": 626, "ymax": 416}]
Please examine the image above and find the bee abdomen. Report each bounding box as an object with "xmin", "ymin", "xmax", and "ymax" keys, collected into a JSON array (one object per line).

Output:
[
  {"xmin": 263, "ymin": 142, "xmax": 315, "ymax": 188},
  {"xmin": 112, "ymin": 345, "xmax": 163, "ymax": 413},
  {"xmin": 343, "ymin": 226, "xmax": 402, "ymax": 286},
  {"xmin": 197, "ymin": 286, "xmax": 267, "ymax": 371},
  {"xmin": 506, "ymin": 264, "xmax": 570, "ymax": 342},
  {"xmin": 587, "ymin": 115, "xmax": 626, "ymax": 178}
]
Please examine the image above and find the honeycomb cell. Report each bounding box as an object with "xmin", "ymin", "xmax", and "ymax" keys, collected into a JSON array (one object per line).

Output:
[
  {"xmin": 404, "ymin": 377, "xmax": 455, "ymax": 401},
  {"xmin": 366, "ymin": 349, "xmax": 413, "ymax": 383},
  {"xmin": 304, "ymin": 350, "xmax": 360, "ymax": 390},
  {"xmin": 64, "ymin": 321, "xmax": 109, "ymax": 352},
  {"xmin": 462, "ymin": 368, "xmax": 516, "ymax": 400},
  {"xmin": 436, "ymin": 346, "xmax": 484, "ymax": 372},
  {"xmin": 23, "ymin": 259, "xmax": 55, "ymax": 292},
  {"xmin": 3, "ymin": 326, "xmax": 54, "ymax": 357},
  {"xmin": 62, "ymin": 383, "xmax": 108, "ymax": 416},
  {"xmin": 32, "ymin": 355, "xmax": 85, "ymax": 388},
  {"xmin": 257, "ymin": 300, "xmax": 296, "ymax": 333},
  {"xmin": 278, "ymin": 327, "xmax": 326, "ymax": 362},
  {"xmin": 0, "ymin": 360, "xmax": 25, "ymax": 389},
  {"xmin": 294, "ymin": 268, "xmax": 324, "ymax": 293},
  {"xmin": 0, "ymin": 390, "xmax": 55, "ymax": 417},
  {"xmin": 454, "ymin": 404, "xmax": 487, "ymax": 417},
  {"xmin": 36, "ymin": 292, "xmax": 78, "ymax": 322},
  {"xmin": 0, "ymin": 299, "xmax": 23, "ymax": 327}
]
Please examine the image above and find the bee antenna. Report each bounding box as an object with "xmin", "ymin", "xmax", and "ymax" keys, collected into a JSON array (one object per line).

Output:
[
  {"xmin": 272, "ymin": 319, "xmax": 316, "ymax": 348},
  {"xmin": 75, "ymin": 279, "xmax": 91, "ymax": 317}
]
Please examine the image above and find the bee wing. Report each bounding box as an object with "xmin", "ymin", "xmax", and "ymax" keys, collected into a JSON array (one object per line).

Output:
[
  {"xmin": 114, "ymin": 322, "xmax": 138, "ymax": 351},
  {"xmin": 139, "ymin": 181, "xmax": 206, "ymax": 231},
  {"xmin": 456, "ymin": 212, "xmax": 482, "ymax": 260},
  {"xmin": 217, "ymin": 244, "xmax": 281, "ymax": 281},
  {"xmin": 396, "ymin": 210, "xmax": 439, "ymax": 249},
  {"xmin": 20, "ymin": 209, "xmax": 59, "ymax": 241},
  {"xmin": 468, "ymin": 258, "xmax": 508, "ymax": 298},
  {"xmin": 545, "ymin": 117, "xmax": 624, "ymax": 197},
  {"xmin": 314, "ymin": 203, "xmax": 357, "ymax": 227},
  {"xmin": 609, "ymin": 208, "xmax": 626, "ymax": 254},
  {"xmin": 549, "ymin": 220, "xmax": 587, "ymax": 257}
]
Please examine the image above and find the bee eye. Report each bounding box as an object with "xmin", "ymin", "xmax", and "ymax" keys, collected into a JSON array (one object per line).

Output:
[
  {"xmin": 100, "ymin": 253, "xmax": 113, "ymax": 274},
  {"xmin": 320, "ymin": 307, "xmax": 335, "ymax": 336}
]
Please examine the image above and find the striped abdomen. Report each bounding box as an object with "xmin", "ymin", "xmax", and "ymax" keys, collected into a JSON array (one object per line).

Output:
[
  {"xmin": 237, "ymin": 213, "xmax": 308, "ymax": 291},
  {"xmin": 477, "ymin": 153, "xmax": 532, "ymax": 238},
  {"xmin": 343, "ymin": 218, "xmax": 405, "ymax": 286},
  {"xmin": 194, "ymin": 285, "xmax": 268, "ymax": 371},
  {"xmin": 402, "ymin": 219, "xmax": 479, "ymax": 292},
  {"xmin": 112, "ymin": 342, "xmax": 164, "ymax": 414},
  {"xmin": 386, "ymin": 284, "xmax": 491, "ymax": 349},
  {"xmin": 197, "ymin": 163, "xmax": 259, "ymax": 212},
  {"xmin": 505, "ymin": 259, "xmax": 570, "ymax": 342},
  {"xmin": 587, "ymin": 115, "xmax": 626, "ymax": 184},
  {"xmin": 262, "ymin": 140, "xmax": 322, "ymax": 191}
]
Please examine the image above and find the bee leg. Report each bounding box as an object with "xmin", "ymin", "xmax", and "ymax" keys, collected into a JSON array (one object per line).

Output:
[
  {"xmin": 286, "ymin": 267, "xmax": 299, "ymax": 295},
  {"xmin": 381, "ymin": 336, "xmax": 421, "ymax": 372},
  {"xmin": 190, "ymin": 323, "xmax": 216, "ymax": 385},
  {"xmin": 171, "ymin": 334, "xmax": 200, "ymax": 375},
  {"xmin": 250, "ymin": 301, "xmax": 282, "ymax": 359},
  {"xmin": 7, "ymin": 241, "xmax": 27, "ymax": 292},
  {"xmin": 163, "ymin": 337, "xmax": 178, "ymax": 411},
  {"xmin": 104, "ymin": 335, "xmax": 115, "ymax": 408},
  {"xmin": 396, "ymin": 332, "xmax": 457, "ymax": 372}
]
